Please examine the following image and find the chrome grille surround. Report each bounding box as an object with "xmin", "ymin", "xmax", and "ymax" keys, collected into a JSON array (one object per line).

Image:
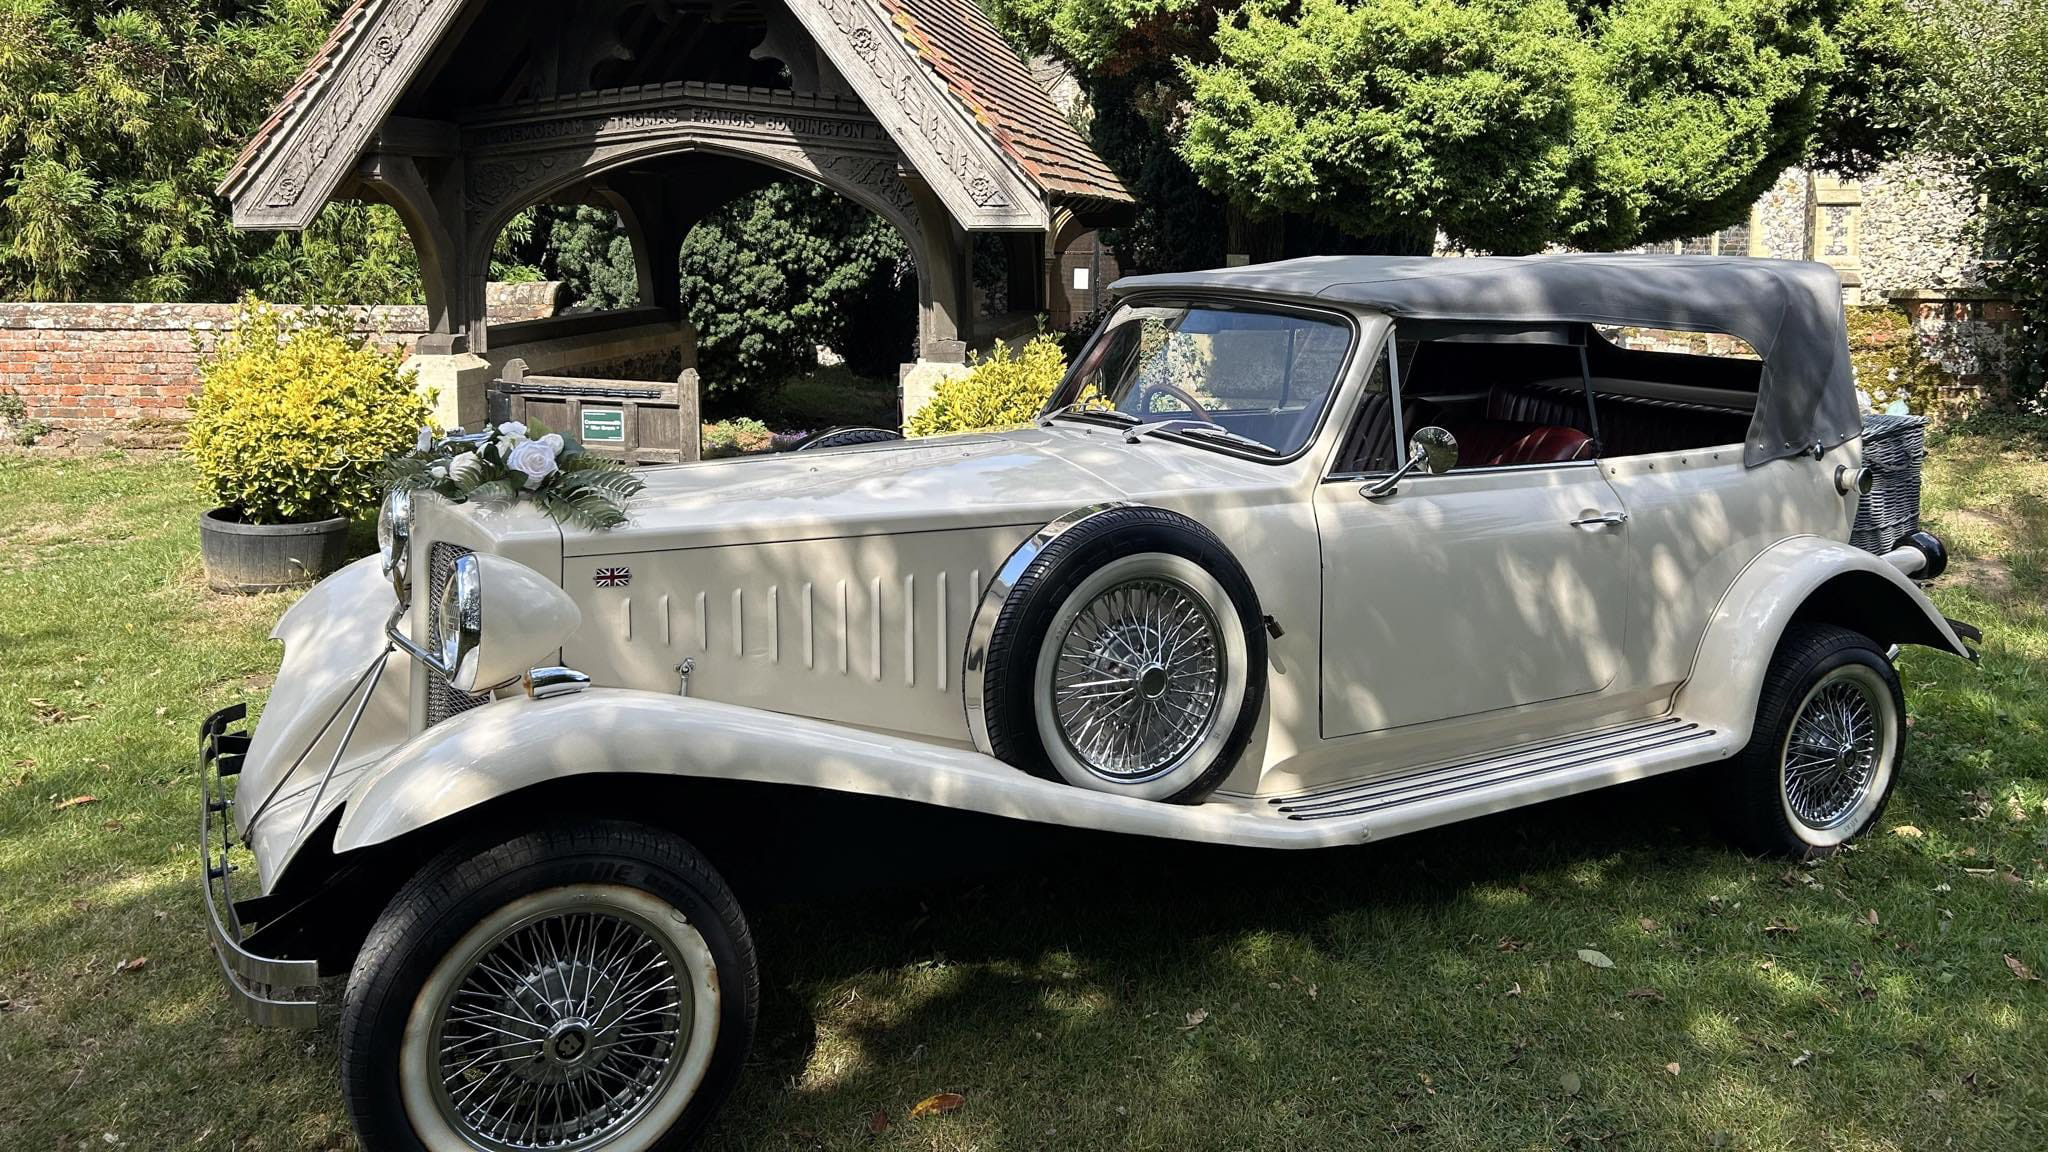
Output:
[{"xmin": 426, "ymin": 542, "xmax": 491, "ymax": 726}]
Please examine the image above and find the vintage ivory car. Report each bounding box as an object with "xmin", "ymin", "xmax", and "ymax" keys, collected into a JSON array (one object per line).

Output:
[{"xmin": 201, "ymin": 254, "xmax": 1977, "ymax": 1150}]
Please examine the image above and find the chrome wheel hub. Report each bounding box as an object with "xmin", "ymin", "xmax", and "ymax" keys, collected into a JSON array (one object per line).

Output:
[
  {"xmin": 431, "ymin": 910, "xmax": 690, "ymax": 1151},
  {"xmin": 1051, "ymin": 577, "xmax": 1224, "ymax": 781},
  {"xmin": 1783, "ymin": 670, "xmax": 1884, "ymax": 830}
]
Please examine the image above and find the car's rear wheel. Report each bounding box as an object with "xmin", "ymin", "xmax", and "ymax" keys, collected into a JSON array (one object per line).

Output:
[
  {"xmin": 977, "ymin": 505, "xmax": 1266, "ymax": 804},
  {"xmin": 341, "ymin": 820, "xmax": 756, "ymax": 1152},
  {"xmin": 1719, "ymin": 623, "xmax": 1905, "ymax": 858}
]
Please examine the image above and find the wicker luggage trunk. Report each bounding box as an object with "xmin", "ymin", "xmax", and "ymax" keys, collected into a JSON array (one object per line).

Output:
[{"xmin": 1850, "ymin": 412, "xmax": 1927, "ymax": 554}]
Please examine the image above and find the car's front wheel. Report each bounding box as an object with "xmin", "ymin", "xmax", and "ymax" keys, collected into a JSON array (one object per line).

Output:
[
  {"xmin": 341, "ymin": 820, "xmax": 757, "ymax": 1152},
  {"xmin": 1719, "ymin": 623, "xmax": 1905, "ymax": 858}
]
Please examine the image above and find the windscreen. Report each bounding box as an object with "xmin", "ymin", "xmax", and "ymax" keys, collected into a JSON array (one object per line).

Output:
[{"xmin": 1050, "ymin": 302, "xmax": 1353, "ymax": 459}]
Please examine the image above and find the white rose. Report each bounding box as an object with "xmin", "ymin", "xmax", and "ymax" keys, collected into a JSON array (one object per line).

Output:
[
  {"xmin": 540, "ymin": 433, "xmax": 565, "ymax": 454},
  {"xmin": 506, "ymin": 438, "xmax": 560, "ymax": 489},
  {"xmin": 497, "ymin": 421, "xmax": 528, "ymax": 441},
  {"xmin": 447, "ymin": 451, "xmax": 483, "ymax": 486}
]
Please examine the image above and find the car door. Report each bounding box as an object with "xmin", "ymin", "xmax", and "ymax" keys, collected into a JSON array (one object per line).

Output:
[{"xmin": 1314, "ymin": 333, "xmax": 1632, "ymax": 739}]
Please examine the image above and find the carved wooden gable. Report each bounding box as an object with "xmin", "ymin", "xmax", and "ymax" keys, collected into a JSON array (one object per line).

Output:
[{"xmin": 220, "ymin": 0, "xmax": 1049, "ymax": 232}]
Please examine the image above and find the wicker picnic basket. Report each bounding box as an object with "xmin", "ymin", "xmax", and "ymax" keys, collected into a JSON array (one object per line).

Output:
[{"xmin": 1850, "ymin": 412, "xmax": 1927, "ymax": 553}]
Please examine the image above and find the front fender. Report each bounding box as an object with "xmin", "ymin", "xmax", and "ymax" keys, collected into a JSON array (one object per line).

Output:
[
  {"xmin": 330, "ymin": 689, "xmax": 1304, "ymax": 854},
  {"xmin": 1675, "ymin": 535, "xmax": 1974, "ymax": 744}
]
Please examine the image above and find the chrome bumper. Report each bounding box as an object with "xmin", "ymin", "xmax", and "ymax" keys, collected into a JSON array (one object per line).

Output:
[{"xmin": 200, "ymin": 704, "xmax": 321, "ymax": 1029}]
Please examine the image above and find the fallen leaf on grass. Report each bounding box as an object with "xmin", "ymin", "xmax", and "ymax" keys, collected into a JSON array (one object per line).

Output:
[
  {"xmin": 1505, "ymin": 983, "xmax": 1522, "ymax": 997},
  {"xmin": 1862, "ymin": 909, "xmax": 1881, "ymax": 927},
  {"xmin": 1665, "ymin": 1062, "xmax": 1681, "ymax": 1076},
  {"xmin": 53, "ymin": 795, "xmax": 97, "ymax": 812},
  {"xmin": 1182, "ymin": 1008, "xmax": 1209, "ymax": 1030},
  {"xmin": 115, "ymin": 956, "xmax": 147, "ymax": 974},
  {"xmin": 100, "ymin": 820, "xmax": 122, "ymax": 832},
  {"xmin": 1638, "ymin": 917, "xmax": 1659, "ymax": 934},
  {"xmin": 1765, "ymin": 919, "xmax": 1799, "ymax": 936},
  {"xmin": 1577, "ymin": 949, "xmax": 1615, "ymax": 969},
  {"xmin": 1625, "ymin": 987, "xmax": 1666, "ymax": 1002},
  {"xmin": 1496, "ymin": 936, "xmax": 1527, "ymax": 952},
  {"xmin": 1892, "ymin": 825, "xmax": 1924, "ymax": 839},
  {"xmin": 1791, "ymin": 1050, "xmax": 1814, "ymax": 1068},
  {"xmin": 908, "ymin": 1093, "xmax": 964, "ymax": 1119},
  {"xmin": 2005, "ymin": 955, "xmax": 2041, "ymax": 982},
  {"xmin": 866, "ymin": 1110, "xmax": 890, "ymax": 1135}
]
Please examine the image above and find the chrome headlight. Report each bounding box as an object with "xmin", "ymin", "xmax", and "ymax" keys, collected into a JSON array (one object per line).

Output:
[
  {"xmin": 377, "ymin": 488, "xmax": 414, "ymax": 600},
  {"xmin": 437, "ymin": 552, "xmax": 484, "ymax": 685}
]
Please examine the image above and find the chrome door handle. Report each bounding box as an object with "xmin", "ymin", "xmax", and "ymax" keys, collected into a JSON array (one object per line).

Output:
[{"xmin": 1571, "ymin": 511, "xmax": 1630, "ymax": 529}]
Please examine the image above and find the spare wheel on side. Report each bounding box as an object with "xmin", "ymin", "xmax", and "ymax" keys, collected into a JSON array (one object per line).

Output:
[{"xmin": 967, "ymin": 504, "xmax": 1267, "ymax": 804}]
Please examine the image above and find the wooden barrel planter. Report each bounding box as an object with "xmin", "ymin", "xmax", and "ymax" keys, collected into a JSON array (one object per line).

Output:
[{"xmin": 198, "ymin": 508, "xmax": 350, "ymax": 594}]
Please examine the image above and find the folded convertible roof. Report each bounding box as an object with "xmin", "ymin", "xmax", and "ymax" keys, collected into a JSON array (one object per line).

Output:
[{"xmin": 1112, "ymin": 254, "xmax": 1859, "ymax": 468}]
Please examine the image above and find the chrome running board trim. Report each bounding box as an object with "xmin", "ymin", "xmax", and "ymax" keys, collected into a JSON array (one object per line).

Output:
[{"xmin": 1268, "ymin": 717, "xmax": 1720, "ymax": 822}]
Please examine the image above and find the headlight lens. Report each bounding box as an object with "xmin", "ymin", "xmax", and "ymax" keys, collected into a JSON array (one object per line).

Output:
[
  {"xmin": 377, "ymin": 488, "xmax": 414, "ymax": 599},
  {"xmin": 437, "ymin": 552, "xmax": 484, "ymax": 681}
]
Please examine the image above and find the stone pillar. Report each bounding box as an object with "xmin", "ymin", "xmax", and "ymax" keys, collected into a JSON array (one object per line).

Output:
[{"xmin": 405, "ymin": 350, "xmax": 496, "ymax": 432}]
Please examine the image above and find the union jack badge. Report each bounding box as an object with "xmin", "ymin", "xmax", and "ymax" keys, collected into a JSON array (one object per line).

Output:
[{"xmin": 594, "ymin": 567, "xmax": 632, "ymax": 588}]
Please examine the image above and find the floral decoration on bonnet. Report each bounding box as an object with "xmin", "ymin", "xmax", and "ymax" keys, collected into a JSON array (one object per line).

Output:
[{"xmin": 380, "ymin": 422, "xmax": 645, "ymax": 530}]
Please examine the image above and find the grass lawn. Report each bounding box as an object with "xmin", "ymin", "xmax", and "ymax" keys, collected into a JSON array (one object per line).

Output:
[{"xmin": 2, "ymin": 424, "xmax": 2045, "ymax": 1150}]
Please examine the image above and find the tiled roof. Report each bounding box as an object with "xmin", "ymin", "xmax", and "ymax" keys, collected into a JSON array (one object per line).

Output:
[
  {"xmin": 880, "ymin": 0, "xmax": 1131, "ymax": 205},
  {"xmin": 216, "ymin": 0, "xmax": 375, "ymax": 199},
  {"xmin": 220, "ymin": 0, "xmax": 1130, "ymax": 211}
]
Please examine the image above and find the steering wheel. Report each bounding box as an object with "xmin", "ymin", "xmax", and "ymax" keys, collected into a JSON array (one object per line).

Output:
[{"xmin": 1139, "ymin": 381, "xmax": 1215, "ymax": 422}]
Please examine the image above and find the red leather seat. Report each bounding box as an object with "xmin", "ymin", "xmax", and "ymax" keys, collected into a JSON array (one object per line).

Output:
[{"xmin": 1447, "ymin": 422, "xmax": 1595, "ymax": 467}]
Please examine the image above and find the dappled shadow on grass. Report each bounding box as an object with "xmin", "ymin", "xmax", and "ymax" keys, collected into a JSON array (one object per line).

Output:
[{"xmin": 711, "ymin": 769, "xmax": 2047, "ymax": 1150}]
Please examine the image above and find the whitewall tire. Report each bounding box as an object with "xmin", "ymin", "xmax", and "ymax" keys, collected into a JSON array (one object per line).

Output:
[
  {"xmin": 974, "ymin": 505, "xmax": 1267, "ymax": 805},
  {"xmin": 1719, "ymin": 624, "xmax": 1906, "ymax": 858},
  {"xmin": 342, "ymin": 821, "xmax": 756, "ymax": 1152}
]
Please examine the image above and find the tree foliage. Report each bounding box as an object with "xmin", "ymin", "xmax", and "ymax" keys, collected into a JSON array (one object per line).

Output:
[
  {"xmin": 679, "ymin": 180, "xmax": 915, "ymax": 400},
  {"xmin": 0, "ymin": 0, "xmax": 340, "ymax": 301},
  {"xmin": 994, "ymin": 0, "xmax": 1925, "ymax": 255},
  {"xmin": 491, "ymin": 205, "xmax": 643, "ymax": 312},
  {"xmin": 1920, "ymin": 0, "xmax": 2048, "ymax": 402}
]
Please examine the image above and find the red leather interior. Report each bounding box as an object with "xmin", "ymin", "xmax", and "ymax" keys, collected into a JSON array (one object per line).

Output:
[{"xmin": 1447, "ymin": 422, "xmax": 1595, "ymax": 467}]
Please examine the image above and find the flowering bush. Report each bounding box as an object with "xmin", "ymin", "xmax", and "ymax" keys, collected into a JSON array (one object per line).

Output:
[
  {"xmin": 907, "ymin": 335, "xmax": 1068, "ymax": 436},
  {"xmin": 185, "ymin": 299, "xmax": 432, "ymax": 523},
  {"xmin": 702, "ymin": 417, "xmax": 776, "ymax": 459},
  {"xmin": 382, "ymin": 421, "xmax": 645, "ymax": 530}
]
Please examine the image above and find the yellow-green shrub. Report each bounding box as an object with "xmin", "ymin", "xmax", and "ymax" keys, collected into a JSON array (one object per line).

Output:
[
  {"xmin": 186, "ymin": 299, "xmax": 432, "ymax": 523},
  {"xmin": 907, "ymin": 334, "xmax": 1067, "ymax": 436}
]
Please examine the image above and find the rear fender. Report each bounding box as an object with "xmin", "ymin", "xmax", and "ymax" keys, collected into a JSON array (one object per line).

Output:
[{"xmin": 1675, "ymin": 536, "xmax": 1974, "ymax": 744}]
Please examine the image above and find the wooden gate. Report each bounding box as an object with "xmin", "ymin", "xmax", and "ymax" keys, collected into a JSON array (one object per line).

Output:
[{"xmin": 489, "ymin": 358, "xmax": 700, "ymax": 465}]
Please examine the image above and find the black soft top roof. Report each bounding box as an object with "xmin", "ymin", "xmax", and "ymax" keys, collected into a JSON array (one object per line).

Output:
[{"xmin": 1112, "ymin": 254, "xmax": 1859, "ymax": 468}]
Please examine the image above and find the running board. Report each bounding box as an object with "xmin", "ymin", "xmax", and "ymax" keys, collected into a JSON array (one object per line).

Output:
[{"xmin": 1261, "ymin": 717, "xmax": 1725, "ymax": 827}]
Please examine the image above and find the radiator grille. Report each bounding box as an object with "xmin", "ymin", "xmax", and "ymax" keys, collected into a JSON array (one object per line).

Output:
[{"xmin": 426, "ymin": 542, "xmax": 491, "ymax": 726}]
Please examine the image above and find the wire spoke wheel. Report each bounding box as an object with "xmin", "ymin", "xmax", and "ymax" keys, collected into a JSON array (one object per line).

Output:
[
  {"xmin": 1779, "ymin": 665, "xmax": 1891, "ymax": 833},
  {"xmin": 1050, "ymin": 576, "xmax": 1224, "ymax": 782},
  {"xmin": 426, "ymin": 905, "xmax": 693, "ymax": 1151}
]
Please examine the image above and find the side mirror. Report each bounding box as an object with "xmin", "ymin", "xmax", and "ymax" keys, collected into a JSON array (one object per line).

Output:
[
  {"xmin": 1409, "ymin": 426, "xmax": 1459, "ymax": 475},
  {"xmin": 1364, "ymin": 426, "xmax": 1460, "ymax": 500}
]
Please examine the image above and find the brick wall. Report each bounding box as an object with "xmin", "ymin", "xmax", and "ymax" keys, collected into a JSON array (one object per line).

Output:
[{"xmin": 0, "ymin": 284, "xmax": 565, "ymax": 446}]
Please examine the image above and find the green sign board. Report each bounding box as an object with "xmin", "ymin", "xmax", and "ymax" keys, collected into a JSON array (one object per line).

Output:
[{"xmin": 581, "ymin": 409, "xmax": 626, "ymax": 444}]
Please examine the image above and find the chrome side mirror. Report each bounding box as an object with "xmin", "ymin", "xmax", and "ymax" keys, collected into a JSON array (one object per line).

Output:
[
  {"xmin": 1410, "ymin": 426, "xmax": 1459, "ymax": 475},
  {"xmin": 1364, "ymin": 426, "xmax": 1459, "ymax": 499}
]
